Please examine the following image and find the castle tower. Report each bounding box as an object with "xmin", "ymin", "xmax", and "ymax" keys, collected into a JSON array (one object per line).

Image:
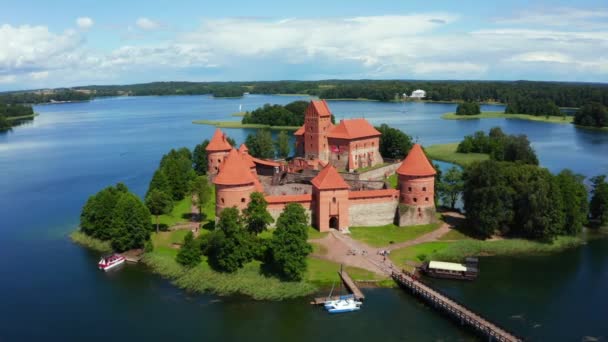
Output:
[
  {"xmin": 206, "ymin": 129, "xmax": 233, "ymax": 177},
  {"xmin": 396, "ymin": 144, "xmax": 437, "ymax": 226},
  {"xmin": 213, "ymin": 148, "xmax": 256, "ymax": 218},
  {"xmin": 303, "ymin": 100, "xmax": 333, "ymax": 163},
  {"xmin": 311, "ymin": 164, "xmax": 350, "ymax": 232}
]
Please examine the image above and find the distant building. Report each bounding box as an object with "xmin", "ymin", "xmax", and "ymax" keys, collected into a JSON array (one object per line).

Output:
[
  {"xmin": 410, "ymin": 89, "xmax": 426, "ymax": 99},
  {"xmin": 208, "ymin": 101, "xmax": 437, "ymax": 232}
]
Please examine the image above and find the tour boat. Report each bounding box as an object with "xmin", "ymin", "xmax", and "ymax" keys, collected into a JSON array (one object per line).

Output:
[
  {"xmin": 419, "ymin": 258, "xmax": 478, "ymax": 280},
  {"xmin": 325, "ymin": 298, "xmax": 362, "ymax": 314},
  {"xmin": 98, "ymin": 254, "xmax": 126, "ymax": 271}
]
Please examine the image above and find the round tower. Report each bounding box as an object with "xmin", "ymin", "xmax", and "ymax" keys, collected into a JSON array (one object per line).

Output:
[
  {"xmin": 396, "ymin": 144, "xmax": 436, "ymax": 226},
  {"xmin": 213, "ymin": 149, "xmax": 256, "ymax": 218},
  {"xmin": 206, "ymin": 128, "xmax": 233, "ymax": 177}
]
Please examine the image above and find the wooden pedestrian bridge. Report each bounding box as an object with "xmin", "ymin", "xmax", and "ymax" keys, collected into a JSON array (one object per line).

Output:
[{"xmin": 392, "ymin": 271, "xmax": 522, "ymax": 342}]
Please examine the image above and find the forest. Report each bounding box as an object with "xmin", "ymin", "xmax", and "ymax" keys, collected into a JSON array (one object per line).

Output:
[{"xmin": 2, "ymin": 80, "xmax": 607, "ymax": 108}]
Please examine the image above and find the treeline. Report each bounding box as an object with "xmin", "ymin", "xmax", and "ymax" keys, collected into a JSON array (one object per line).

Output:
[
  {"xmin": 0, "ymin": 89, "xmax": 92, "ymax": 105},
  {"xmin": 573, "ymin": 102, "xmax": 608, "ymax": 128},
  {"xmin": 0, "ymin": 103, "xmax": 35, "ymax": 131},
  {"xmin": 505, "ymin": 96, "xmax": 562, "ymax": 116},
  {"xmin": 5, "ymin": 80, "xmax": 606, "ymax": 106},
  {"xmin": 463, "ymin": 162, "xmax": 598, "ymax": 240}
]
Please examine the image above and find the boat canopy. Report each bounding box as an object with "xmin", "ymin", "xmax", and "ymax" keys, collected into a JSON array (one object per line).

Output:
[{"xmin": 428, "ymin": 261, "xmax": 468, "ymax": 272}]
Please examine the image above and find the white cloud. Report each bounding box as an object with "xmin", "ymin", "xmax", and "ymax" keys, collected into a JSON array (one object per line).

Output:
[
  {"xmin": 412, "ymin": 62, "xmax": 488, "ymax": 76},
  {"xmin": 29, "ymin": 71, "xmax": 49, "ymax": 80},
  {"xmin": 508, "ymin": 52, "xmax": 572, "ymax": 64},
  {"xmin": 76, "ymin": 17, "xmax": 94, "ymax": 30},
  {"xmin": 0, "ymin": 75, "xmax": 16, "ymax": 84},
  {"xmin": 495, "ymin": 7, "xmax": 608, "ymax": 29},
  {"xmin": 136, "ymin": 17, "xmax": 161, "ymax": 30}
]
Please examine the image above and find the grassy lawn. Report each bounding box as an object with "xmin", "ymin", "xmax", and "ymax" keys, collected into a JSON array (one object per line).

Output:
[
  {"xmin": 356, "ymin": 162, "xmax": 391, "ymax": 173},
  {"xmin": 438, "ymin": 228, "xmax": 475, "ymax": 241},
  {"xmin": 230, "ymin": 112, "xmax": 247, "ymax": 117},
  {"xmin": 156, "ymin": 196, "xmax": 193, "ymax": 227},
  {"xmin": 387, "ymin": 173, "xmax": 398, "ymax": 188},
  {"xmin": 306, "ymin": 257, "xmax": 386, "ymax": 285},
  {"xmin": 442, "ymin": 111, "xmax": 573, "ymax": 124},
  {"xmin": 425, "ymin": 143, "xmax": 489, "ymax": 167},
  {"xmin": 307, "ymin": 226, "xmax": 329, "ymax": 240},
  {"xmin": 389, "ymin": 236, "xmax": 584, "ymax": 270},
  {"xmin": 349, "ymin": 222, "xmax": 441, "ymax": 247},
  {"xmin": 192, "ymin": 120, "xmax": 299, "ymax": 131}
]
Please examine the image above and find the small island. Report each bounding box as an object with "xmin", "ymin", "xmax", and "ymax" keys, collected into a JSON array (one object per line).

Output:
[{"xmin": 73, "ymin": 100, "xmax": 608, "ymax": 301}]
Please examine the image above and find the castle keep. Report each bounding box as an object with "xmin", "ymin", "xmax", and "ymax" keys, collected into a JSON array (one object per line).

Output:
[{"xmin": 207, "ymin": 100, "xmax": 436, "ymax": 232}]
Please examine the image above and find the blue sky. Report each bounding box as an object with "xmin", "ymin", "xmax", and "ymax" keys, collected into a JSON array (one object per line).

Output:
[{"xmin": 1, "ymin": 0, "xmax": 607, "ymax": 90}]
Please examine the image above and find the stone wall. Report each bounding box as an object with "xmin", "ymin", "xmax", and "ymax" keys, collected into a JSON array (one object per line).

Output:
[
  {"xmin": 267, "ymin": 206, "xmax": 313, "ymax": 227},
  {"xmin": 349, "ymin": 198, "xmax": 398, "ymax": 227},
  {"xmin": 397, "ymin": 204, "xmax": 437, "ymax": 226},
  {"xmin": 357, "ymin": 162, "xmax": 401, "ymax": 181}
]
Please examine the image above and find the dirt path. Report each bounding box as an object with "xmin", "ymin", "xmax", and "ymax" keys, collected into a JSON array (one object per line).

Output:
[{"xmin": 309, "ymin": 211, "xmax": 464, "ymax": 276}]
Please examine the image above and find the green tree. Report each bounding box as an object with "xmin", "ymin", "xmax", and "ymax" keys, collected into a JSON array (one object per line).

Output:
[
  {"xmin": 555, "ymin": 170, "xmax": 588, "ymax": 235},
  {"xmin": 191, "ymin": 176, "xmax": 212, "ymax": 220},
  {"xmin": 160, "ymin": 148, "xmax": 196, "ymax": 200},
  {"xmin": 110, "ymin": 192, "xmax": 152, "ymax": 252},
  {"xmin": 0, "ymin": 115, "xmax": 11, "ymax": 131},
  {"xmin": 208, "ymin": 207, "xmax": 253, "ymax": 272},
  {"xmin": 574, "ymin": 102, "xmax": 608, "ymax": 128},
  {"xmin": 145, "ymin": 188, "xmax": 173, "ymax": 233},
  {"xmin": 267, "ymin": 203, "xmax": 312, "ymax": 281},
  {"xmin": 439, "ymin": 167, "xmax": 463, "ymax": 209},
  {"xmin": 147, "ymin": 169, "xmax": 171, "ymax": 197},
  {"xmin": 455, "ymin": 101, "xmax": 481, "ymax": 115},
  {"xmin": 375, "ymin": 124, "xmax": 413, "ymax": 159},
  {"xmin": 80, "ymin": 183, "xmax": 128, "ymax": 240},
  {"xmin": 192, "ymin": 139, "xmax": 210, "ymax": 175},
  {"xmin": 243, "ymin": 192, "xmax": 274, "ymax": 234},
  {"xmin": 245, "ymin": 129, "xmax": 275, "ymax": 159},
  {"xmin": 276, "ymin": 130, "xmax": 290, "ymax": 158},
  {"xmin": 176, "ymin": 231, "xmax": 202, "ymax": 267},
  {"xmin": 590, "ymin": 175, "xmax": 608, "ymax": 226}
]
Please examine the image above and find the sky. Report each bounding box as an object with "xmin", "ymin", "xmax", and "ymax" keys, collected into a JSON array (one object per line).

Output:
[{"xmin": 1, "ymin": 0, "xmax": 607, "ymax": 91}]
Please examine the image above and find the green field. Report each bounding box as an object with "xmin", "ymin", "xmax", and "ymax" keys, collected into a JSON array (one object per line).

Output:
[
  {"xmin": 230, "ymin": 112, "xmax": 247, "ymax": 117},
  {"xmin": 425, "ymin": 143, "xmax": 489, "ymax": 167},
  {"xmin": 387, "ymin": 174, "xmax": 398, "ymax": 188},
  {"xmin": 156, "ymin": 196, "xmax": 193, "ymax": 227},
  {"xmin": 389, "ymin": 236, "xmax": 584, "ymax": 270},
  {"xmin": 192, "ymin": 120, "xmax": 299, "ymax": 131},
  {"xmin": 442, "ymin": 111, "xmax": 573, "ymax": 124},
  {"xmin": 349, "ymin": 222, "xmax": 441, "ymax": 247}
]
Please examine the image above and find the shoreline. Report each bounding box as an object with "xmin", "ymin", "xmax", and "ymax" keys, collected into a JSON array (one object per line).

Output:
[
  {"xmin": 441, "ymin": 111, "xmax": 573, "ymax": 124},
  {"xmin": 192, "ymin": 120, "xmax": 299, "ymax": 131},
  {"xmin": 425, "ymin": 142, "xmax": 489, "ymax": 167}
]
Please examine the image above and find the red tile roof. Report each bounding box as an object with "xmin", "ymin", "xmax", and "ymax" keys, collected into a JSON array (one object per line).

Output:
[
  {"xmin": 251, "ymin": 157, "xmax": 281, "ymax": 167},
  {"xmin": 213, "ymin": 149, "xmax": 256, "ymax": 185},
  {"xmin": 265, "ymin": 194, "xmax": 312, "ymax": 204},
  {"xmin": 328, "ymin": 119, "xmax": 381, "ymax": 140},
  {"xmin": 206, "ymin": 128, "xmax": 232, "ymax": 151},
  {"xmin": 238, "ymin": 144, "xmax": 249, "ymax": 153},
  {"xmin": 349, "ymin": 189, "xmax": 398, "ymax": 199},
  {"xmin": 396, "ymin": 144, "xmax": 436, "ymax": 176},
  {"xmin": 293, "ymin": 125, "xmax": 305, "ymax": 136},
  {"xmin": 311, "ymin": 164, "xmax": 350, "ymax": 190},
  {"xmin": 308, "ymin": 100, "xmax": 331, "ymax": 117}
]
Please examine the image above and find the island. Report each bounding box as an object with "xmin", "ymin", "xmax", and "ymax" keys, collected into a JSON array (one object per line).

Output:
[{"xmin": 73, "ymin": 100, "xmax": 608, "ymax": 302}]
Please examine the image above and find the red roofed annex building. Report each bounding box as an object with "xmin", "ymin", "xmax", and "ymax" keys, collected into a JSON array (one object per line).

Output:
[
  {"xmin": 294, "ymin": 100, "xmax": 383, "ymax": 172},
  {"xmin": 208, "ymin": 101, "xmax": 436, "ymax": 232}
]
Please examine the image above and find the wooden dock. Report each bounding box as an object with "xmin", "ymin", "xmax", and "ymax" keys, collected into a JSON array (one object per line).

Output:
[
  {"xmin": 392, "ymin": 271, "xmax": 521, "ymax": 342},
  {"xmin": 311, "ymin": 269, "xmax": 365, "ymax": 305},
  {"xmin": 338, "ymin": 270, "xmax": 365, "ymax": 301}
]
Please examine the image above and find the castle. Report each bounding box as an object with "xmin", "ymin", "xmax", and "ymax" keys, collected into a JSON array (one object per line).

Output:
[{"xmin": 207, "ymin": 100, "xmax": 437, "ymax": 232}]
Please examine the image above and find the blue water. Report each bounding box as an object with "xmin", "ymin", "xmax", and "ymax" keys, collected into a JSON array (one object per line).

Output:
[{"xmin": 1, "ymin": 95, "xmax": 607, "ymax": 341}]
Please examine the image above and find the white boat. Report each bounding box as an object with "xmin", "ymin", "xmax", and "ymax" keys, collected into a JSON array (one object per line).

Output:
[
  {"xmin": 98, "ymin": 254, "xmax": 125, "ymax": 271},
  {"xmin": 324, "ymin": 294, "xmax": 355, "ymax": 309},
  {"xmin": 325, "ymin": 298, "xmax": 362, "ymax": 314}
]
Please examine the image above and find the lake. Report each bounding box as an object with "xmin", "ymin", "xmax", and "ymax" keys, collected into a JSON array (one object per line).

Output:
[{"xmin": 1, "ymin": 95, "xmax": 607, "ymax": 341}]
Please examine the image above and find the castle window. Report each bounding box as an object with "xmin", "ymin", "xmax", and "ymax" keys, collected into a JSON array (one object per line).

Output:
[
  {"xmin": 241, "ymin": 198, "xmax": 246, "ymax": 203},
  {"xmin": 408, "ymin": 187, "xmax": 412, "ymax": 192},
  {"xmin": 221, "ymin": 198, "xmax": 225, "ymax": 204},
  {"xmin": 337, "ymin": 155, "xmax": 340, "ymax": 160},
  {"xmin": 332, "ymin": 197, "xmax": 336, "ymax": 203},
  {"xmin": 218, "ymin": 158, "xmax": 221, "ymax": 163},
  {"xmin": 413, "ymin": 197, "xmax": 417, "ymax": 202},
  {"xmin": 425, "ymin": 197, "xmax": 429, "ymax": 202},
  {"xmin": 422, "ymin": 187, "xmax": 427, "ymax": 192}
]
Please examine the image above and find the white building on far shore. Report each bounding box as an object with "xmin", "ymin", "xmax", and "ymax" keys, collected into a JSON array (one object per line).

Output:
[{"xmin": 410, "ymin": 89, "xmax": 426, "ymax": 99}]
